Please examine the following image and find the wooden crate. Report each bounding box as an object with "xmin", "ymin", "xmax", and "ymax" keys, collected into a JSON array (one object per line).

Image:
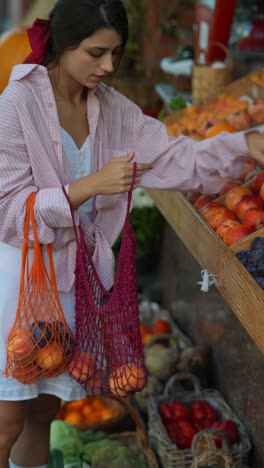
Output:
[
  {"xmin": 163, "ymin": 67, "xmax": 264, "ymax": 127},
  {"xmin": 146, "ymin": 68, "xmax": 264, "ymax": 354},
  {"xmin": 146, "ymin": 189, "xmax": 264, "ymax": 353}
]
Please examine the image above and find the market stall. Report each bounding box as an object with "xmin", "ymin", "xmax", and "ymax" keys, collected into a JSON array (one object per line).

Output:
[{"xmin": 147, "ymin": 68, "xmax": 264, "ymax": 355}]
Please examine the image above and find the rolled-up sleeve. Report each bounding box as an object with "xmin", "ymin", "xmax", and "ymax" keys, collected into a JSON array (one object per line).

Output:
[
  {"xmin": 0, "ymin": 98, "xmax": 78, "ymax": 247},
  {"xmin": 130, "ymin": 105, "xmax": 249, "ymax": 194}
]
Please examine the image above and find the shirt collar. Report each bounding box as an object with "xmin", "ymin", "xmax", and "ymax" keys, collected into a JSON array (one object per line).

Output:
[{"xmin": 9, "ymin": 64, "xmax": 99, "ymax": 97}]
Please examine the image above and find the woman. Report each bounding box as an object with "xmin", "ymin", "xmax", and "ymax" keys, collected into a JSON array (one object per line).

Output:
[{"xmin": 0, "ymin": 0, "xmax": 263, "ymax": 466}]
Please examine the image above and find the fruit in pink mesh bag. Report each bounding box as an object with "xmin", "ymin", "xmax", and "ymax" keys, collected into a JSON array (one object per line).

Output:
[
  {"xmin": 69, "ymin": 351, "xmax": 96, "ymax": 382},
  {"xmin": 109, "ymin": 363, "xmax": 147, "ymax": 397}
]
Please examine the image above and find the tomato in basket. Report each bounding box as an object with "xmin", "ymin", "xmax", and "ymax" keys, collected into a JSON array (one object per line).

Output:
[
  {"xmin": 152, "ymin": 320, "xmax": 171, "ymax": 335},
  {"xmin": 167, "ymin": 420, "xmax": 196, "ymax": 449},
  {"xmin": 191, "ymin": 400, "xmax": 217, "ymax": 428}
]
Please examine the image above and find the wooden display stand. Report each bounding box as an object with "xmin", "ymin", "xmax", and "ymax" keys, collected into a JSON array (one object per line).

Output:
[{"xmin": 146, "ymin": 69, "xmax": 264, "ymax": 353}]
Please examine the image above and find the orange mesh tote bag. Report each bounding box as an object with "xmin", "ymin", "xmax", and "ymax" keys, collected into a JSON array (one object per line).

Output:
[
  {"xmin": 4, "ymin": 192, "xmax": 74, "ymax": 384},
  {"xmin": 63, "ymin": 163, "xmax": 147, "ymax": 397}
]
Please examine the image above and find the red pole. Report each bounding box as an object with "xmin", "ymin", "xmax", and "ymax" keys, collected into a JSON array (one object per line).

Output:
[{"xmin": 206, "ymin": 0, "xmax": 237, "ymax": 62}]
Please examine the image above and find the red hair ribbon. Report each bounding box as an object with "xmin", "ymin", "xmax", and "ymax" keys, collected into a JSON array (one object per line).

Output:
[{"xmin": 24, "ymin": 18, "xmax": 51, "ymax": 64}]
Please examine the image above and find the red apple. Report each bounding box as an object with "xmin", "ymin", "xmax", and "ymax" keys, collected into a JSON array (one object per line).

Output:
[
  {"xmin": 235, "ymin": 194, "xmax": 263, "ymax": 220},
  {"xmin": 216, "ymin": 219, "xmax": 241, "ymax": 239},
  {"xmin": 207, "ymin": 208, "xmax": 237, "ymax": 230},
  {"xmin": 225, "ymin": 186, "xmax": 253, "ymax": 212},
  {"xmin": 242, "ymin": 208, "xmax": 264, "ymax": 230},
  {"xmin": 251, "ymin": 172, "xmax": 264, "ymax": 194},
  {"xmin": 219, "ymin": 179, "xmax": 241, "ymax": 197},
  {"xmin": 223, "ymin": 225, "xmax": 253, "ymax": 246}
]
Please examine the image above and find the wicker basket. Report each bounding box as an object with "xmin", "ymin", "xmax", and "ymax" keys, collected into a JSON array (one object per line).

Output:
[
  {"xmin": 148, "ymin": 373, "xmax": 251, "ymax": 468},
  {"xmin": 61, "ymin": 396, "xmax": 127, "ymax": 433},
  {"xmin": 139, "ymin": 299, "xmax": 193, "ymax": 351},
  {"xmin": 109, "ymin": 398, "xmax": 159, "ymax": 468},
  {"xmin": 191, "ymin": 428, "xmax": 234, "ymax": 467},
  {"xmin": 192, "ymin": 43, "xmax": 233, "ymax": 105}
]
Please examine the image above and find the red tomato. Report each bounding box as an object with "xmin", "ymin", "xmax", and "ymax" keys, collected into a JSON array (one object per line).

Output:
[
  {"xmin": 152, "ymin": 319, "xmax": 171, "ymax": 335},
  {"xmin": 192, "ymin": 400, "xmax": 217, "ymax": 423},
  {"xmin": 170, "ymin": 401, "xmax": 192, "ymax": 421},
  {"xmin": 159, "ymin": 402, "xmax": 175, "ymax": 421}
]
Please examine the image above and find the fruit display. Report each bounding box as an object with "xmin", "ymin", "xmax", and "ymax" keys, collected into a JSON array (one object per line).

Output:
[
  {"xmin": 56, "ymin": 396, "xmax": 122, "ymax": 427},
  {"xmin": 159, "ymin": 399, "xmax": 239, "ymax": 449},
  {"xmin": 140, "ymin": 319, "xmax": 172, "ymax": 346},
  {"xmin": 236, "ymin": 237, "xmax": 264, "ymax": 289},
  {"xmin": 165, "ymin": 95, "xmax": 264, "ymax": 140},
  {"xmin": 148, "ymin": 374, "xmax": 251, "ymax": 467},
  {"xmin": 186, "ymin": 169, "xmax": 264, "ymax": 246}
]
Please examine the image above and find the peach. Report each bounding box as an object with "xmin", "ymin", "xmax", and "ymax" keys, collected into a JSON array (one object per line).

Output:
[
  {"xmin": 109, "ymin": 363, "xmax": 147, "ymax": 397},
  {"xmin": 194, "ymin": 195, "xmax": 216, "ymax": 211},
  {"xmin": 219, "ymin": 179, "xmax": 241, "ymax": 197},
  {"xmin": 68, "ymin": 352, "xmax": 96, "ymax": 382},
  {"xmin": 7, "ymin": 328, "xmax": 35, "ymax": 362},
  {"xmin": 259, "ymin": 184, "xmax": 264, "ymax": 201},
  {"xmin": 235, "ymin": 195, "xmax": 263, "ymax": 220},
  {"xmin": 223, "ymin": 225, "xmax": 253, "ymax": 246},
  {"xmin": 238, "ymin": 158, "xmax": 256, "ymax": 182},
  {"xmin": 216, "ymin": 219, "xmax": 241, "ymax": 239},
  {"xmin": 207, "ymin": 208, "xmax": 236, "ymax": 230},
  {"xmin": 226, "ymin": 109, "xmax": 252, "ymax": 131},
  {"xmin": 35, "ymin": 342, "xmax": 64, "ymax": 372},
  {"xmin": 248, "ymin": 99, "xmax": 264, "ymax": 124},
  {"xmin": 225, "ymin": 186, "xmax": 253, "ymax": 212},
  {"xmin": 13, "ymin": 362, "xmax": 41, "ymax": 384},
  {"xmin": 200, "ymin": 202, "xmax": 224, "ymax": 219},
  {"xmin": 251, "ymin": 172, "xmax": 264, "ymax": 194},
  {"xmin": 242, "ymin": 209, "xmax": 264, "ymax": 230}
]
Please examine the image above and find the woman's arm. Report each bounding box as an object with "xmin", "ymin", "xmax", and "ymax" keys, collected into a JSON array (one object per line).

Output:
[
  {"xmin": 128, "ymin": 103, "xmax": 264, "ymax": 194},
  {"xmin": 0, "ymin": 98, "xmax": 79, "ymax": 246}
]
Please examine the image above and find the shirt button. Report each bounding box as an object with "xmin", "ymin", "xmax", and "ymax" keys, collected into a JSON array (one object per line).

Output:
[{"xmin": 53, "ymin": 140, "xmax": 59, "ymax": 146}]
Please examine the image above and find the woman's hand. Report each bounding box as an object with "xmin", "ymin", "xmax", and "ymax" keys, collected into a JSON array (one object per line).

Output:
[
  {"xmin": 95, "ymin": 152, "xmax": 152, "ymax": 195},
  {"xmin": 68, "ymin": 151, "xmax": 153, "ymax": 209},
  {"xmin": 246, "ymin": 132, "xmax": 264, "ymax": 166}
]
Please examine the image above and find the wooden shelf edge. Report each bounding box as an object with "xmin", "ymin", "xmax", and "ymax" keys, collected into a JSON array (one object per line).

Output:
[{"xmin": 146, "ymin": 189, "xmax": 264, "ymax": 354}]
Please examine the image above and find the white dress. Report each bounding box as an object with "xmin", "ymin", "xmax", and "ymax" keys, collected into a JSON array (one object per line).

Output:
[{"xmin": 0, "ymin": 129, "xmax": 93, "ymax": 401}]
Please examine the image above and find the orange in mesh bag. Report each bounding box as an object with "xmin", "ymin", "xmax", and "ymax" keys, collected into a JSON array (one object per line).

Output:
[{"xmin": 4, "ymin": 193, "xmax": 74, "ymax": 384}]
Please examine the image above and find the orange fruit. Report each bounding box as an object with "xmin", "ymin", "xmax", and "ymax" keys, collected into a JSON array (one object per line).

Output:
[
  {"xmin": 205, "ymin": 122, "xmax": 236, "ymax": 138},
  {"xmin": 109, "ymin": 363, "xmax": 147, "ymax": 397},
  {"xmin": 64, "ymin": 411, "xmax": 83, "ymax": 425}
]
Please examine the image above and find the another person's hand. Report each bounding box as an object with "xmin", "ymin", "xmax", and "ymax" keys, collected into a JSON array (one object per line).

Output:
[
  {"xmin": 95, "ymin": 152, "xmax": 153, "ymax": 195},
  {"xmin": 246, "ymin": 132, "xmax": 264, "ymax": 167}
]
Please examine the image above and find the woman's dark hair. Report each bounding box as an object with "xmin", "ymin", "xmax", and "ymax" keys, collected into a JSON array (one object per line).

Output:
[{"xmin": 43, "ymin": 0, "xmax": 128, "ymax": 68}]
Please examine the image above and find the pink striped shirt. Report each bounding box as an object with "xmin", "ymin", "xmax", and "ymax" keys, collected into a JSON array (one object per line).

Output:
[{"xmin": 0, "ymin": 64, "xmax": 249, "ymax": 292}]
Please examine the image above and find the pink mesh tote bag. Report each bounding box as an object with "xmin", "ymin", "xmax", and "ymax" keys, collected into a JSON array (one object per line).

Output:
[{"xmin": 62, "ymin": 163, "xmax": 147, "ymax": 397}]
